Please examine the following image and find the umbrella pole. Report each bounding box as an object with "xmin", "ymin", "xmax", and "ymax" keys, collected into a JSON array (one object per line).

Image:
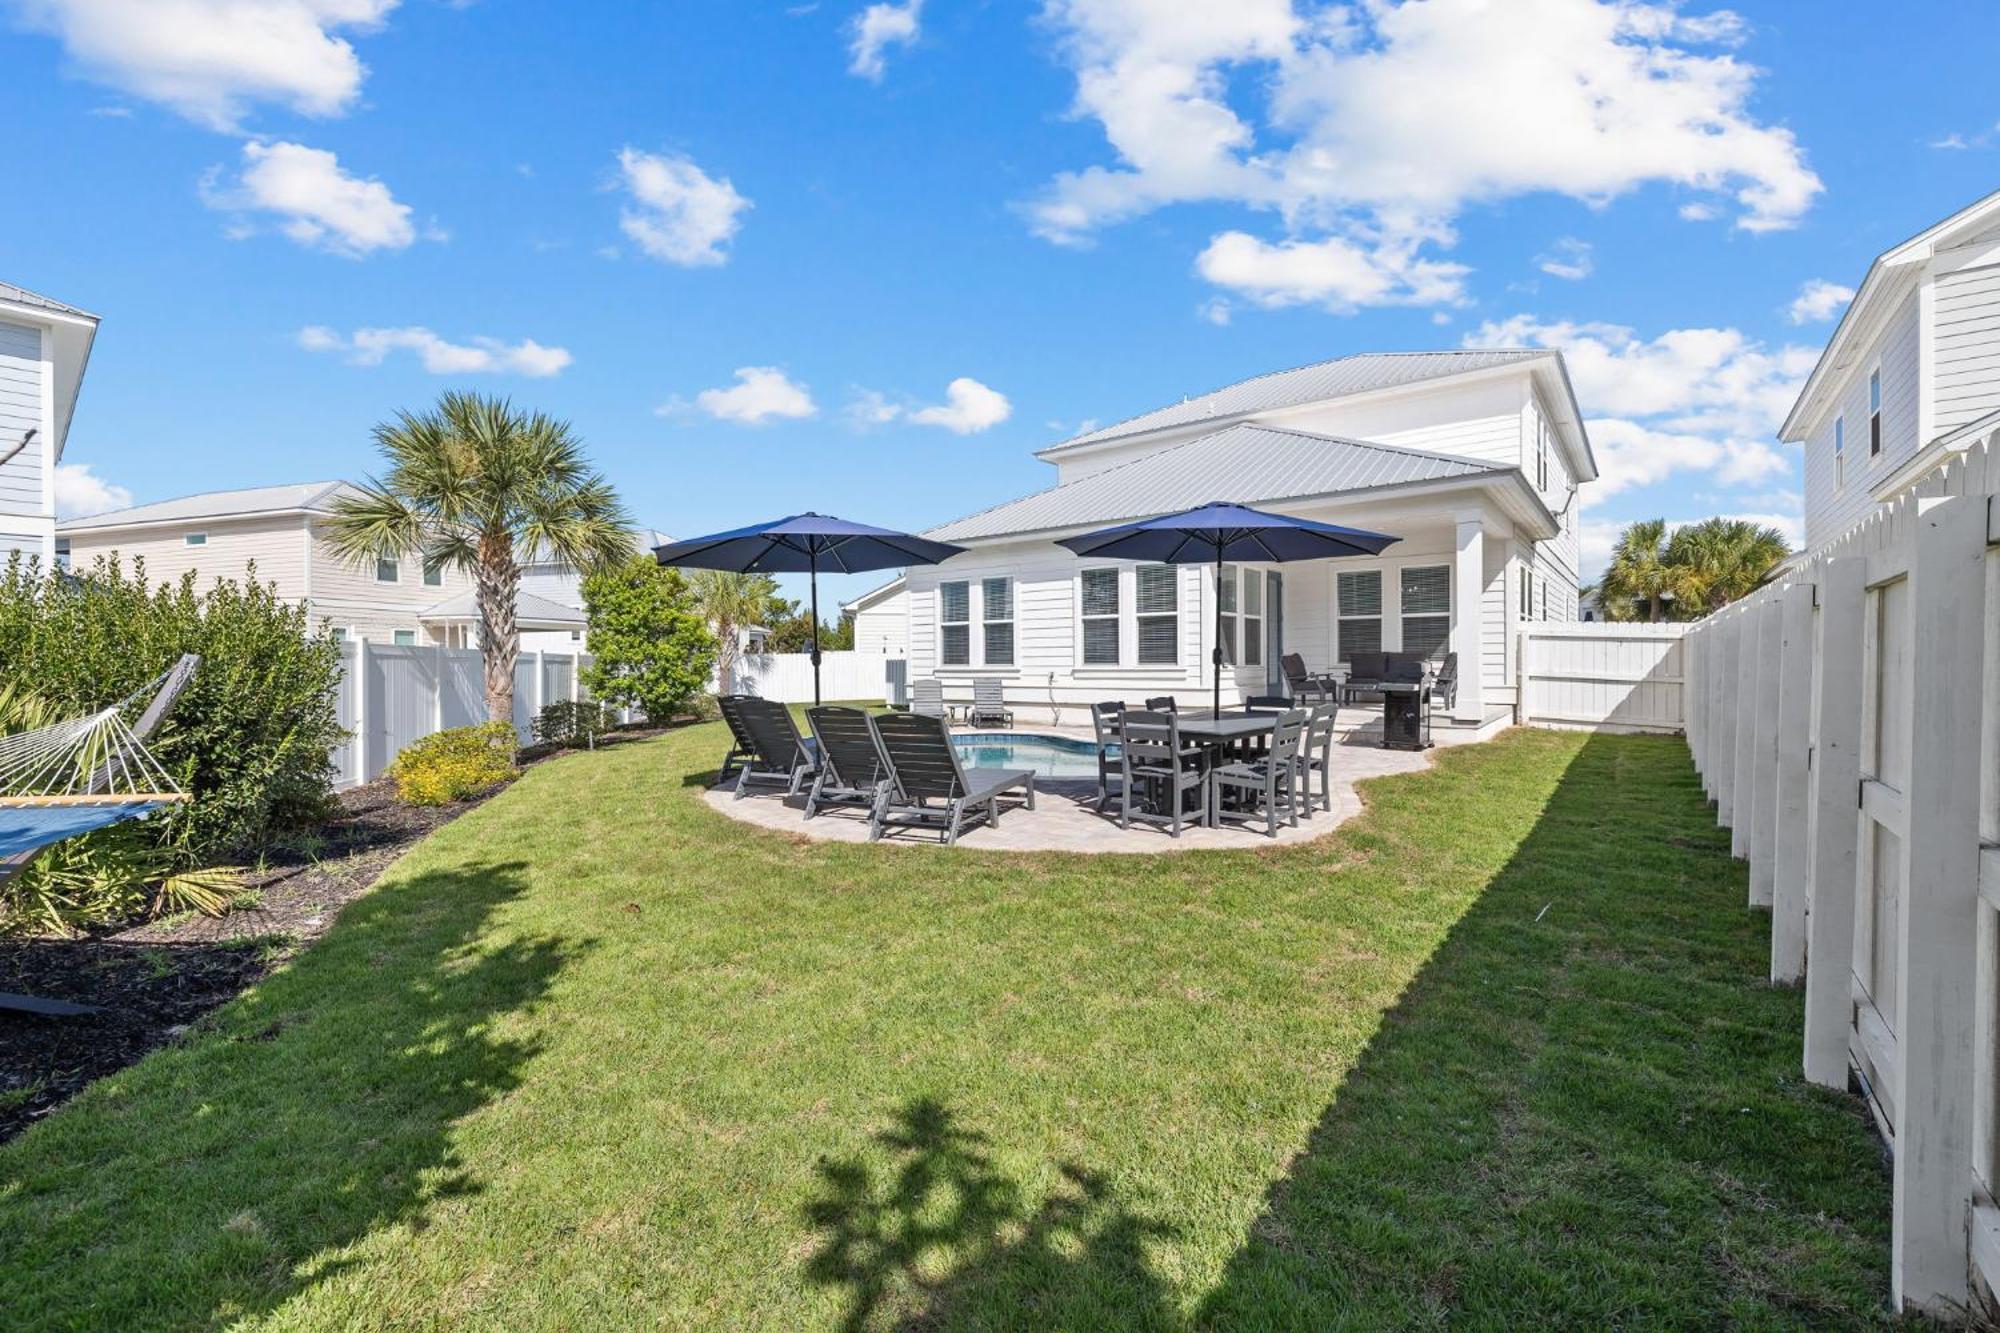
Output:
[
  {"xmin": 809, "ymin": 548, "xmax": 822, "ymax": 709},
  {"xmin": 1212, "ymin": 548, "xmax": 1224, "ymax": 718}
]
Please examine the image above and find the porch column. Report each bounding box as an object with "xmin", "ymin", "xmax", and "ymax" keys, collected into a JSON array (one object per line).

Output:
[{"xmin": 1450, "ymin": 513, "xmax": 1485, "ymax": 723}]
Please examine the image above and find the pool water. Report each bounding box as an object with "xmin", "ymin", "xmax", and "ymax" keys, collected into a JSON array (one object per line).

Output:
[{"xmin": 953, "ymin": 732, "xmax": 1108, "ymax": 780}]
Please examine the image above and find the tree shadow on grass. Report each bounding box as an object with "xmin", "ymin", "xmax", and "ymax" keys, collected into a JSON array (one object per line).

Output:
[
  {"xmin": 0, "ymin": 859, "xmax": 585, "ymax": 1330},
  {"xmin": 803, "ymin": 1097, "xmax": 1178, "ymax": 1331},
  {"xmin": 1194, "ymin": 734, "xmax": 1895, "ymax": 1329}
]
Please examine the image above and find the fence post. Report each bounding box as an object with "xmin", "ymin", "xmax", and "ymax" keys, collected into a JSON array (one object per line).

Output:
[
  {"xmin": 1770, "ymin": 581, "xmax": 1815, "ymax": 983},
  {"xmin": 1686, "ymin": 625, "xmax": 1705, "ymax": 783},
  {"xmin": 1889, "ymin": 496, "xmax": 1990, "ymax": 1314},
  {"xmin": 1804, "ymin": 557, "xmax": 1865, "ymax": 1087},
  {"xmin": 1732, "ymin": 604, "xmax": 1761, "ymax": 853},
  {"xmin": 432, "ymin": 641, "xmax": 444, "ymax": 733},
  {"xmin": 1750, "ymin": 596, "xmax": 1783, "ymax": 907},
  {"xmin": 352, "ymin": 638, "xmax": 370, "ymax": 785},
  {"xmin": 1713, "ymin": 610, "xmax": 1738, "ymax": 825}
]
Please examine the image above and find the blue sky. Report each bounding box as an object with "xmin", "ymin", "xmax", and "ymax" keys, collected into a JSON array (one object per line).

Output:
[{"xmin": 7, "ymin": 0, "xmax": 2000, "ymax": 608}]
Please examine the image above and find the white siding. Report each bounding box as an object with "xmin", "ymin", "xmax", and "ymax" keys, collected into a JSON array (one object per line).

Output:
[
  {"xmin": 0, "ymin": 321, "xmax": 44, "ymax": 522},
  {"xmin": 1935, "ymin": 261, "xmax": 2000, "ymax": 433},
  {"xmin": 852, "ymin": 589, "xmax": 908, "ymax": 657},
  {"xmin": 65, "ymin": 515, "xmax": 310, "ymax": 591},
  {"xmin": 1803, "ymin": 286, "xmax": 1922, "ymax": 548}
]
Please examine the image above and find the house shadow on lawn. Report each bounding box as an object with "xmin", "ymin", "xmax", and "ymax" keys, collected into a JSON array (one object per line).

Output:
[
  {"xmin": 0, "ymin": 859, "xmax": 586, "ymax": 1329},
  {"xmin": 802, "ymin": 1097, "xmax": 1178, "ymax": 1331},
  {"xmin": 1194, "ymin": 733, "xmax": 1895, "ymax": 1328}
]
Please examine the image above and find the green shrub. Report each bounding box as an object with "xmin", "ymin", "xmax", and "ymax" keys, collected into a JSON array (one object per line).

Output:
[
  {"xmin": 388, "ymin": 722, "xmax": 519, "ymax": 805},
  {"xmin": 580, "ymin": 558, "xmax": 715, "ymax": 723},
  {"xmin": 0, "ymin": 555, "xmax": 342, "ymax": 933},
  {"xmin": 532, "ymin": 699, "xmax": 614, "ymax": 750}
]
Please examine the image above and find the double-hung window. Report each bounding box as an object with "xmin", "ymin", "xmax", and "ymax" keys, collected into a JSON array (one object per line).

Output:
[
  {"xmin": 1520, "ymin": 566, "xmax": 1534, "ymax": 618},
  {"xmin": 1135, "ymin": 566, "xmax": 1178, "ymax": 665},
  {"xmin": 1217, "ymin": 564, "xmax": 1238, "ymax": 664},
  {"xmin": 1834, "ymin": 415, "xmax": 1846, "ymax": 491},
  {"xmin": 1536, "ymin": 419, "xmax": 1549, "ymax": 491},
  {"xmin": 1080, "ymin": 568, "xmax": 1120, "ymax": 665},
  {"xmin": 1336, "ymin": 570, "xmax": 1382, "ymax": 662},
  {"xmin": 1241, "ymin": 570, "xmax": 1263, "ymax": 667},
  {"xmin": 1868, "ymin": 368, "xmax": 1882, "ymax": 457},
  {"xmin": 423, "ymin": 560, "xmax": 443, "ymax": 588},
  {"xmin": 1400, "ymin": 566, "xmax": 1451, "ymax": 660},
  {"xmin": 376, "ymin": 557, "xmax": 399, "ymax": 583},
  {"xmin": 981, "ymin": 577, "xmax": 1014, "ymax": 666},
  {"xmin": 939, "ymin": 580, "xmax": 971, "ymax": 666}
]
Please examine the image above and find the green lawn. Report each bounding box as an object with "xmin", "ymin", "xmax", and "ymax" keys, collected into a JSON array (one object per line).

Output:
[{"xmin": 0, "ymin": 725, "xmax": 1898, "ymax": 1329}]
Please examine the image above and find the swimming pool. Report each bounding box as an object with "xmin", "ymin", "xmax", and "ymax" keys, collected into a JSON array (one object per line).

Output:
[{"xmin": 952, "ymin": 732, "xmax": 1108, "ymax": 780}]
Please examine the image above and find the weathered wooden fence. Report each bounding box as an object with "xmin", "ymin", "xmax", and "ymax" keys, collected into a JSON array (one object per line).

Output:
[
  {"xmin": 1517, "ymin": 622, "xmax": 1687, "ymax": 733},
  {"xmin": 1683, "ymin": 429, "xmax": 2000, "ymax": 1314}
]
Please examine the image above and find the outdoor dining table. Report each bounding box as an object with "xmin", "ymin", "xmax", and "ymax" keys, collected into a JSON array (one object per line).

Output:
[{"xmin": 1172, "ymin": 713, "xmax": 1281, "ymax": 823}]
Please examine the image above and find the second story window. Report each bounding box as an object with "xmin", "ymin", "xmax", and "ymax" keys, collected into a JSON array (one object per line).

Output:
[
  {"xmin": 1868, "ymin": 368, "xmax": 1882, "ymax": 456},
  {"xmin": 184, "ymin": 532, "xmax": 207, "ymax": 547},
  {"xmin": 1536, "ymin": 419, "xmax": 1549, "ymax": 491},
  {"xmin": 376, "ymin": 557, "xmax": 399, "ymax": 583},
  {"xmin": 1834, "ymin": 415, "xmax": 1846, "ymax": 491},
  {"xmin": 423, "ymin": 560, "xmax": 443, "ymax": 587}
]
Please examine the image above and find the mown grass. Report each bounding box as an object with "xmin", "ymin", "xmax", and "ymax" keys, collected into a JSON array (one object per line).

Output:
[{"xmin": 0, "ymin": 725, "xmax": 1898, "ymax": 1329}]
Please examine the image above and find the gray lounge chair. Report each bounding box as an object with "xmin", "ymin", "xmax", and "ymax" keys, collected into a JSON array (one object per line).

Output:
[
  {"xmin": 1210, "ymin": 708, "xmax": 1308, "ymax": 836},
  {"xmin": 715, "ymin": 694, "xmax": 758, "ymax": 782},
  {"xmin": 804, "ymin": 705, "xmax": 890, "ymax": 819},
  {"xmin": 1117, "ymin": 709, "xmax": 1209, "ymax": 838},
  {"xmin": 866, "ymin": 711, "xmax": 1034, "ymax": 846},
  {"xmin": 732, "ymin": 696, "xmax": 820, "ymax": 800},
  {"xmin": 911, "ymin": 677, "xmax": 950, "ymax": 721},
  {"xmin": 1090, "ymin": 701, "xmax": 1127, "ymax": 812},
  {"xmin": 967, "ymin": 677, "xmax": 1013, "ymax": 728}
]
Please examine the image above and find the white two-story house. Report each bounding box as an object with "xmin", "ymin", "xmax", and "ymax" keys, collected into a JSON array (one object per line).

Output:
[
  {"xmin": 1785, "ymin": 190, "xmax": 2000, "ymax": 550},
  {"xmin": 1, "ymin": 282, "xmax": 98, "ymax": 566},
  {"xmin": 864, "ymin": 349, "xmax": 1594, "ymax": 731}
]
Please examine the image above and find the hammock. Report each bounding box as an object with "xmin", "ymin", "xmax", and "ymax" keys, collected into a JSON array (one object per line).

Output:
[{"xmin": 0, "ymin": 656, "xmax": 197, "ymax": 864}]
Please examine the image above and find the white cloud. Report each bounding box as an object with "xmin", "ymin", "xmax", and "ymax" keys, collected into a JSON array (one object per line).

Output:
[
  {"xmin": 614, "ymin": 147, "xmax": 750, "ymax": 267},
  {"xmin": 908, "ymin": 377, "xmax": 1011, "ymax": 434},
  {"xmin": 1536, "ymin": 236, "xmax": 1593, "ymax": 281},
  {"xmin": 1195, "ymin": 228, "xmax": 1469, "ymax": 310},
  {"xmin": 53, "ymin": 462, "xmax": 131, "ymax": 519},
  {"xmin": 1930, "ymin": 122, "xmax": 2000, "ymax": 151},
  {"xmin": 1031, "ymin": 0, "xmax": 1820, "ymax": 311},
  {"xmin": 1466, "ymin": 313, "xmax": 1813, "ymax": 498},
  {"xmin": 843, "ymin": 388, "xmax": 903, "ymax": 429},
  {"xmin": 16, "ymin": 0, "xmax": 397, "ymax": 131},
  {"xmin": 848, "ymin": 0, "xmax": 921, "ymax": 81},
  {"xmin": 203, "ymin": 140, "xmax": 421, "ymax": 257},
  {"xmin": 1197, "ymin": 297, "xmax": 1232, "ymax": 326},
  {"xmin": 1786, "ymin": 277, "xmax": 1854, "ymax": 325},
  {"xmin": 296, "ymin": 325, "xmax": 572, "ymax": 376},
  {"xmin": 690, "ymin": 367, "xmax": 817, "ymax": 425}
]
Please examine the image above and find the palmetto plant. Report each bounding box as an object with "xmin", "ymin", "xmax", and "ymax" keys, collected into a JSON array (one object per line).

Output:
[
  {"xmin": 688, "ymin": 570, "xmax": 778, "ymax": 694},
  {"xmin": 1665, "ymin": 518, "xmax": 1791, "ymax": 614},
  {"xmin": 1594, "ymin": 518, "xmax": 1694, "ymax": 623},
  {"xmin": 324, "ymin": 393, "xmax": 633, "ymax": 724}
]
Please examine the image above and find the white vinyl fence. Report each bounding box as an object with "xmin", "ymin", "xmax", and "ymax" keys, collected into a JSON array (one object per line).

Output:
[
  {"xmin": 726, "ymin": 650, "xmax": 905, "ymax": 704},
  {"xmin": 330, "ymin": 642, "xmax": 596, "ymax": 788},
  {"xmin": 1517, "ymin": 622, "xmax": 1687, "ymax": 733},
  {"xmin": 1683, "ymin": 429, "xmax": 2000, "ymax": 1315}
]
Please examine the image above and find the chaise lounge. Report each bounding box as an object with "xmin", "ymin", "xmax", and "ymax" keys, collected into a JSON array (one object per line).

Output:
[
  {"xmin": 866, "ymin": 711, "xmax": 1034, "ymax": 846},
  {"xmin": 731, "ymin": 696, "xmax": 821, "ymax": 799}
]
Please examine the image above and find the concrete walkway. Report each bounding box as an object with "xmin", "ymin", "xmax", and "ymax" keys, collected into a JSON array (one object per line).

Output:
[{"xmin": 702, "ymin": 727, "xmax": 1479, "ymax": 853}]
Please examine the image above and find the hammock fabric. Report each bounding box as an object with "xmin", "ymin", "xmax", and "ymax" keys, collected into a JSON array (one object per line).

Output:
[{"xmin": 0, "ymin": 800, "xmax": 171, "ymax": 860}]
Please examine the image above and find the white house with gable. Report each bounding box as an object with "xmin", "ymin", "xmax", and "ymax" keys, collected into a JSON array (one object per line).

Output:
[
  {"xmin": 1785, "ymin": 189, "xmax": 2000, "ymax": 550},
  {"xmin": 0, "ymin": 282, "xmax": 98, "ymax": 567},
  {"xmin": 872, "ymin": 349, "xmax": 1594, "ymax": 731}
]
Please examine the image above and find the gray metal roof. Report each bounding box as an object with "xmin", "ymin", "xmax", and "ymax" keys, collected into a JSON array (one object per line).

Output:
[
  {"xmin": 421, "ymin": 589, "xmax": 586, "ymax": 628},
  {"xmin": 1048, "ymin": 349, "xmax": 1552, "ymax": 452},
  {"xmin": 59, "ymin": 481, "xmax": 357, "ymax": 531},
  {"xmin": 928, "ymin": 424, "xmax": 1509, "ymax": 542},
  {"xmin": 0, "ymin": 281, "xmax": 98, "ymax": 321}
]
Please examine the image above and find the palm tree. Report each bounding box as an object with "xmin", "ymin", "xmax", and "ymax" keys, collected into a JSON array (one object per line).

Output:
[
  {"xmin": 1595, "ymin": 518, "xmax": 1694, "ymax": 623},
  {"xmin": 689, "ymin": 570, "xmax": 777, "ymax": 693},
  {"xmin": 324, "ymin": 392, "xmax": 633, "ymax": 725},
  {"xmin": 1666, "ymin": 518, "xmax": 1791, "ymax": 613}
]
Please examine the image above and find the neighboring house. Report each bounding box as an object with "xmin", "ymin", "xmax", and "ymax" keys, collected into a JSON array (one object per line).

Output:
[
  {"xmin": 1786, "ymin": 190, "xmax": 2000, "ymax": 551},
  {"xmin": 1, "ymin": 282, "xmax": 98, "ymax": 567},
  {"xmin": 518, "ymin": 527, "xmax": 674, "ymax": 651},
  {"xmin": 890, "ymin": 349, "xmax": 1594, "ymax": 729},
  {"xmin": 59, "ymin": 481, "xmax": 499, "ymax": 645},
  {"xmin": 844, "ymin": 576, "xmax": 909, "ymax": 656}
]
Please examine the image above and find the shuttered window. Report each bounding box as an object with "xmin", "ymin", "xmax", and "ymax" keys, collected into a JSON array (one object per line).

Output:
[
  {"xmin": 1242, "ymin": 568, "xmax": 1263, "ymax": 667},
  {"xmin": 1400, "ymin": 565, "xmax": 1450, "ymax": 661},
  {"xmin": 982, "ymin": 577, "xmax": 1014, "ymax": 666},
  {"xmin": 939, "ymin": 580, "xmax": 970, "ymax": 666},
  {"xmin": 1336, "ymin": 570, "xmax": 1381, "ymax": 662},
  {"xmin": 1080, "ymin": 568, "xmax": 1120, "ymax": 665},
  {"xmin": 1136, "ymin": 565, "xmax": 1178, "ymax": 665}
]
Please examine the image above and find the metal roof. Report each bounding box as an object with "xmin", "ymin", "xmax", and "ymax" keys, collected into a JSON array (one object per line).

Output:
[
  {"xmin": 928, "ymin": 424, "xmax": 1509, "ymax": 542},
  {"xmin": 1047, "ymin": 349, "xmax": 1552, "ymax": 453},
  {"xmin": 0, "ymin": 281, "xmax": 98, "ymax": 321},
  {"xmin": 59, "ymin": 481, "xmax": 357, "ymax": 531},
  {"xmin": 420, "ymin": 589, "xmax": 586, "ymax": 629}
]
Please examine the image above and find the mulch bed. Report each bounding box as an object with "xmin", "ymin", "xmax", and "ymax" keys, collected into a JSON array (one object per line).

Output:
[{"xmin": 0, "ymin": 725, "xmax": 676, "ymax": 1143}]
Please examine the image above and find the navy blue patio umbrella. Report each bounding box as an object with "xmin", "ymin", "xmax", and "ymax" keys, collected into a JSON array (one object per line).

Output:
[
  {"xmin": 654, "ymin": 513, "xmax": 965, "ymax": 706},
  {"xmin": 1056, "ymin": 501, "xmax": 1399, "ymax": 717}
]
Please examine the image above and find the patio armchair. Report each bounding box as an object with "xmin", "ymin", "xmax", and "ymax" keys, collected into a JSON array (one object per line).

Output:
[
  {"xmin": 910, "ymin": 677, "xmax": 951, "ymax": 721},
  {"xmin": 865, "ymin": 711, "xmax": 1034, "ymax": 846},
  {"xmin": 1244, "ymin": 694, "xmax": 1291, "ymax": 713},
  {"xmin": 1089, "ymin": 701, "xmax": 1127, "ymax": 812},
  {"xmin": 1279, "ymin": 653, "xmax": 1340, "ymax": 705},
  {"xmin": 1117, "ymin": 709, "xmax": 1209, "ymax": 838},
  {"xmin": 1143, "ymin": 695, "xmax": 1179, "ymax": 714},
  {"xmin": 731, "ymin": 697, "xmax": 821, "ymax": 800},
  {"xmin": 967, "ymin": 677, "xmax": 1013, "ymax": 728},
  {"xmin": 1297, "ymin": 701, "xmax": 1340, "ymax": 817},
  {"xmin": 804, "ymin": 706, "xmax": 891, "ymax": 820},
  {"xmin": 1340, "ymin": 652, "xmax": 1387, "ymax": 702},
  {"xmin": 1433, "ymin": 652, "xmax": 1459, "ymax": 712},
  {"xmin": 1210, "ymin": 708, "xmax": 1309, "ymax": 836},
  {"xmin": 715, "ymin": 694, "xmax": 759, "ymax": 783}
]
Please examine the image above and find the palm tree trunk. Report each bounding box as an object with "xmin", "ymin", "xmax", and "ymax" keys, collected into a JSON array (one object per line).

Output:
[
  {"xmin": 713, "ymin": 614, "xmax": 740, "ymax": 693},
  {"xmin": 476, "ymin": 531, "xmax": 521, "ymax": 726}
]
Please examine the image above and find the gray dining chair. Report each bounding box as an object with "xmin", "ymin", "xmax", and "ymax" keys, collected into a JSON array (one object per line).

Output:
[{"xmin": 1209, "ymin": 708, "xmax": 1308, "ymax": 836}]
